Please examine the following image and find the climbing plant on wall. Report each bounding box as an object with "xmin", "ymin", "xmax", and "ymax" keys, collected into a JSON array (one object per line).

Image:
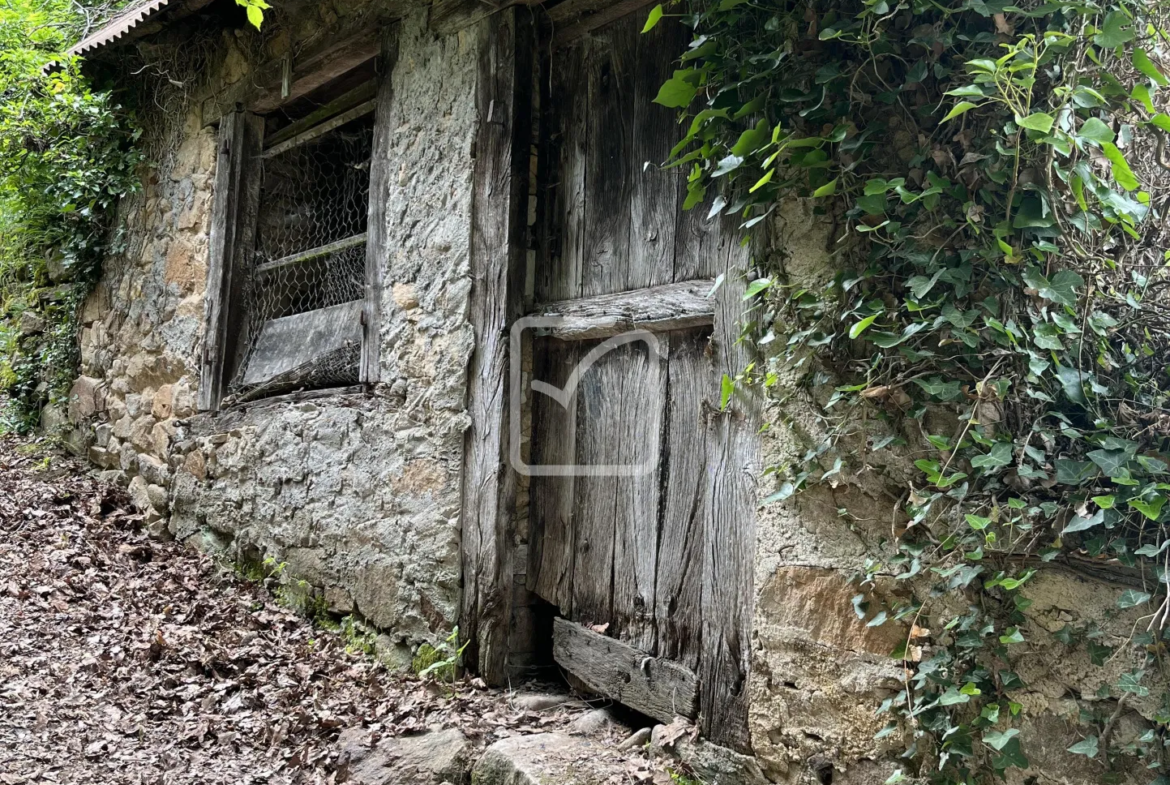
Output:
[
  {"xmin": 649, "ymin": 0, "xmax": 1170, "ymax": 780},
  {"xmin": 0, "ymin": 0, "xmax": 143, "ymax": 431}
]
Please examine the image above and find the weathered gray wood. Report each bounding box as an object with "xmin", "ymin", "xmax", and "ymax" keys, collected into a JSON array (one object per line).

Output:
[
  {"xmin": 459, "ymin": 8, "xmax": 533, "ymax": 685},
  {"xmin": 261, "ymin": 99, "xmax": 377, "ymax": 159},
  {"xmin": 528, "ymin": 338, "xmax": 578, "ymax": 614},
  {"xmin": 199, "ymin": 111, "xmax": 263, "ymax": 411},
  {"xmin": 698, "ymin": 221, "xmax": 759, "ymax": 752},
  {"xmin": 610, "ymin": 341, "xmax": 665, "ymax": 653},
  {"xmin": 241, "ymin": 300, "xmax": 363, "ymax": 386},
  {"xmin": 553, "ymin": 617, "xmax": 698, "ymax": 723},
  {"xmin": 553, "ymin": 0, "xmax": 660, "ymax": 48},
  {"xmin": 580, "ymin": 16, "xmax": 636, "ymax": 297},
  {"xmin": 654, "ymin": 330, "xmax": 709, "ymax": 672},
  {"xmin": 628, "ymin": 15, "xmax": 683, "ymax": 289},
  {"xmin": 429, "ymin": 0, "xmax": 541, "ymax": 36},
  {"xmin": 536, "ymin": 36, "xmax": 585, "ymax": 302},
  {"xmin": 531, "ymin": 279, "xmax": 715, "ymax": 340},
  {"xmin": 263, "ymin": 79, "xmax": 378, "ymax": 151},
  {"xmin": 568, "ymin": 342, "xmax": 621, "ymax": 627},
  {"xmin": 201, "ymin": 27, "xmax": 380, "ymax": 124},
  {"xmin": 362, "ymin": 26, "xmax": 399, "ymax": 385},
  {"xmin": 255, "ymin": 233, "xmax": 367, "ymax": 274}
]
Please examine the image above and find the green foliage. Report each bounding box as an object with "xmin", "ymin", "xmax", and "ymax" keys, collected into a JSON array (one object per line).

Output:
[
  {"xmin": 414, "ymin": 626, "xmax": 468, "ymax": 684},
  {"xmin": 652, "ymin": 0, "xmax": 1170, "ymax": 779},
  {"xmin": 0, "ymin": 0, "xmax": 143, "ymax": 430}
]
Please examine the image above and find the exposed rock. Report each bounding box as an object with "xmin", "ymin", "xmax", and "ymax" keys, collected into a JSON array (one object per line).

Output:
[
  {"xmin": 87, "ymin": 446, "xmax": 120, "ymax": 470},
  {"xmin": 649, "ymin": 722, "xmax": 769, "ymax": 785},
  {"xmin": 617, "ymin": 727, "xmax": 651, "ymax": 751},
  {"xmin": 67, "ymin": 376, "xmax": 105, "ymax": 423},
  {"xmin": 338, "ymin": 727, "xmax": 472, "ymax": 784},
  {"xmin": 472, "ymin": 733, "xmax": 630, "ymax": 785},
  {"xmin": 566, "ymin": 708, "xmax": 625, "ymax": 737},
  {"xmin": 511, "ymin": 692, "xmax": 575, "ymax": 713},
  {"xmin": 40, "ymin": 404, "xmax": 67, "ymax": 435},
  {"xmin": 138, "ymin": 454, "xmax": 171, "ymax": 486},
  {"xmin": 18, "ymin": 310, "xmax": 44, "ymax": 335},
  {"xmin": 152, "ymin": 384, "xmax": 173, "ymax": 420}
]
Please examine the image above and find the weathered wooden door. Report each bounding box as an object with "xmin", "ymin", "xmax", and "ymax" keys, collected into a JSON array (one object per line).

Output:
[{"xmin": 525, "ymin": 11, "xmax": 757, "ymax": 751}]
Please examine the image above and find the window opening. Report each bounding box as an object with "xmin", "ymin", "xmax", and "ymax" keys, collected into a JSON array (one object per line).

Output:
[{"xmin": 225, "ymin": 109, "xmax": 374, "ymax": 403}]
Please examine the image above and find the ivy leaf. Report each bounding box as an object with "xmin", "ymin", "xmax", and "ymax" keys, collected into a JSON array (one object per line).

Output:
[
  {"xmin": 743, "ymin": 278, "xmax": 772, "ymax": 298},
  {"xmin": 971, "ymin": 442, "xmax": 1013, "ymax": 469},
  {"xmin": 1063, "ymin": 509, "xmax": 1103, "ymax": 534},
  {"xmin": 991, "ymin": 738, "xmax": 1029, "ymax": 771},
  {"xmin": 1117, "ymin": 590, "xmax": 1151, "ymax": 609},
  {"xmin": 712, "ymin": 154, "xmax": 744, "ymax": 177},
  {"xmin": 654, "ymin": 76, "xmax": 697, "ymax": 109},
  {"xmin": 1091, "ymin": 494, "xmax": 1115, "ymax": 510},
  {"xmin": 938, "ymin": 687, "xmax": 970, "ymax": 706},
  {"xmin": 1128, "ymin": 495, "xmax": 1166, "ymax": 521},
  {"xmin": 1078, "ymin": 117, "xmax": 1115, "ymax": 145},
  {"xmin": 1055, "ymin": 459, "xmax": 1094, "ymax": 485},
  {"xmin": 719, "ymin": 374, "xmax": 734, "ymax": 411},
  {"xmin": 999, "ymin": 626, "xmax": 1025, "ymax": 644},
  {"xmin": 850, "ymin": 314, "xmax": 879, "ymax": 339},
  {"xmin": 1067, "ymin": 736, "xmax": 1099, "ymax": 758},
  {"xmin": 641, "ymin": 4, "xmax": 664, "ymax": 33},
  {"xmin": 1118, "ymin": 669, "xmax": 1150, "ymax": 697},
  {"xmin": 1133, "ymin": 49, "xmax": 1169, "ymax": 87},
  {"xmin": 1043, "ymin": 270, "xmax": 1085, "ymax": 307},
  {"xmin": 1102, "ymin": 143, "xmax": 1139, "ymax": 191},
  {"xmin": 912, "ymin": 377, "xmax": 961, "ymax": 401},
  {"xmin": 1087, "ymin": 448, "xmax": 1129, "ymax": 476},
  {"xmin": 813, "ymin": 178, "xmax": 838, "ymax": 197},
  {"xmin": 1094, "ymin": 10, "xmax": 1134, "ymax": 48},
  {"xmin": 941, "ymin": 101, "xmax": 980, "ymax": 122},
  {"xmin": 1016, "ymin": 112, "xmax": 1054, "ymax": 133},
  {"xmin": 983, "ymin": 729, "xmax": 1019, "ymax": 751}
]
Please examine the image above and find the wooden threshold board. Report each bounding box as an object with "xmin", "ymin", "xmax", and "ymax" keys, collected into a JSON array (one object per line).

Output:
[{"xmin": 552, "ymin": 617, "xmax": 698, "ymax": 723}]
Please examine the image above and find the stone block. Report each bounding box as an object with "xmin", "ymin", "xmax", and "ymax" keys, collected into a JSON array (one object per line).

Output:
[
  {"xmin": 129, "ymin": 415, "xmax": 157, "ymax": 451},
  {"xmin": 182, "ymin": 450, "xmax": 207, "ymax": 481},
  {"xmin": 472, "ymin": 733, "xmax": 629, "ymax": 785},
  {"xmin": 94, "ymin": 423, "xmax": 112, "ymax": 448},
  {"xmin": 138, "ymin": 454, "xmax": 171, "ymax": 486},
  {"xmin": 152, "ymin": 384, "xmax": 174, "ymax": 420},
  {"xmin": 337, "ymin": 727, "xmax": 472, "ymax": 785},
  {"xmin": 68, "ymin": 376, "xmax": 105, "ymax": 423},
  {"xmin": 649, "ymin": 722, "xmax": 769, "ymax": 785},
  {"xmin": 18, "ymin": 310, "xmax": 44, "ymax": 335},
  {"xmin": 87, "ymin": 446, "xmax": 120, "ymax": 470}
]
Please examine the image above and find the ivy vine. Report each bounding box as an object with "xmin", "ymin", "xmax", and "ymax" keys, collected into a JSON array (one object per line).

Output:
[{"xmin": 648, "ymin": 0, "xmax": 1170, "ymax": 779}]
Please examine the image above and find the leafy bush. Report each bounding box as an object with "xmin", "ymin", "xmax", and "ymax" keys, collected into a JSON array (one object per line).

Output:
[
  {"xmin": 0, "ymin": 0, "xmax": 142, "ymax": 430},
  {"xmin": 650, "ymin": 0, "xmax": 1170, "ymax": 779}
]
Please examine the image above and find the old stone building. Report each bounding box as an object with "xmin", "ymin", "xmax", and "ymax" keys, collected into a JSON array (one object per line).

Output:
[{"xmin": 59, "ymin": 0, "xmax": 1164, "ymax": 782}]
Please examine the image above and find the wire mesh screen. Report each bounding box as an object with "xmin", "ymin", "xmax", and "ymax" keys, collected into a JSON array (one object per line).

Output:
[{"xmin": 226, "ymin": 113, "xmax": 374, "ymax": 404}]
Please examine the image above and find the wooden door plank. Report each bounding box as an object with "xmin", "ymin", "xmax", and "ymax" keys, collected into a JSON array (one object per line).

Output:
[
  {"xmin": 553, "ymin": 0, "xmax": 660, "ymax": 48},
  {"xmin": 362, "ymin": 26, "xmax": 400, "ymax": 384},
  {"xmin": 553, "ymin": 617, "xmax": 698, "ymax": 723},
  {"xmin": 531, "ymin": 279, "xmax": 715, "ymax": 340},
  {"xmin": 536, "ymin": 39, "xmax": 586, "ymax": 303},
  {"xmin": 654, "ymin": 329, "xmax": 709, "ymax": 672},
  {"xmin": 627, "ymin": 17, "xmax": 684, "ymax": 290},
  {"xmin": 528, "ymin": 338, "xmax": 578, "ymax": 614},
  {"xmin": 698, "ymin": 222, "xmax": 759, "ymax": 752},
  {"xmin": 460, "ymin": 8, "xmax": 533, "ymax": 684},
  {"xmin": 610, "ymin": 342, "xmax": 665, "ymax": 653},
  {"xmin": 580, "ymin": 14, "xmax": 636, "ymax": 297},
  {"xmin": 569, "ymin": 342, "xmax": 623, "ymax": 627}
]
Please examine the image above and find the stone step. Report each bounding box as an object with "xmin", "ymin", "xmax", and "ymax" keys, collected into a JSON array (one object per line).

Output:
[{"xmin": 472, "ymin": 733, "xmax": 634, "ymax": 785}]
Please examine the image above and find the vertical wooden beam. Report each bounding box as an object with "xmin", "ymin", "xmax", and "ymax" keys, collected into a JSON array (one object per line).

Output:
[
  {"xmin": 199, "ymin": 110, "xmax": 263, "ymax": 412},
  {"xmin": 699, "ymin": 223, "xmax": 759, "ymax": 752},
  {"xmin": 460, "ymin": 6, "xmax": 534, "ymax": 685},
  {"xmin": 362, "ymin": 25, "xmax": 400, "ymax": 385}
]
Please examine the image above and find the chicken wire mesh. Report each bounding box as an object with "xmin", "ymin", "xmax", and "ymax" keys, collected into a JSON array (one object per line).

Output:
[{"xmin": 225, "ymin": 114, "xmax": 374, "ymax": 404}]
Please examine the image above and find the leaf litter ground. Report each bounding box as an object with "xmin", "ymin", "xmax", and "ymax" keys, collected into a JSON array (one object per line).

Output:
[{"xmin": 0, "ymin": 435, "xmax": 662, "ymax": 784}]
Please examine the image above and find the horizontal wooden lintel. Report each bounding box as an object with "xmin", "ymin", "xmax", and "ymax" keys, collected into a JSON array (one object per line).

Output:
[
  {"xmin": 552, "ymin": 617, "xmax": 698, "ymax": 723},
  {"xmin": 529, "ymin": 279, "xmax": 715, "ymax": 341},
  {"xmin": 552, "ymin": 0, "xmax": 659, "ymax": 47}
]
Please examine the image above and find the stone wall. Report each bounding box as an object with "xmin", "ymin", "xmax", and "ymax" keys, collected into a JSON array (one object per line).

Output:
[
  {"xmin": 65, "ymin": 2, "xmax": 479, "ymax": 664},
  {"xmin": 748, "ymin": 199, "xmax": 1165, "ymax": 785}
]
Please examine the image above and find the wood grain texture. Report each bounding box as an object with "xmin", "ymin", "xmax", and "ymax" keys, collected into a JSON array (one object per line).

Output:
[
  {"xmin": 241, "ymin": 300, "xmax": 363, "ymax": 386},
  {"xmin": 531, "ymin": 279, "xmax": 715, "ymax": 340},
  {"xmin": 553, "ymin": 0, "xmax": 660, "ymax": 48},
  {"xmin": 628, "ymin": 18, "xmax": 683, "ymax": 290},
  {"xmin": 568, "ymin": 342, "xmax": 621, "ymax": 627},
  {"xmin": 610, "ymin": 341, "xmax": 665, "ymax": 653},
  {"xmin": 263, "ymin": 79, "xmax": 378, "ymax": 151},
  {"xmin": 654, "ymin": 329, "xmax": 709, "ymax": 672},
  {"xmin": 698, "ymin": 220, "xmax": 759, "ymax": 752},
  {"xmin": 199, "ymin": 111, "xmax": 263, "ymax": 412},
  {"xmin": 536, "ymin": 40, "xmax": 585, "ymax": 302},
  {"xmin": 553, "ymin": 617, "xmax": 698, "ymax": 723},
  {"xmin": 459, "ymin": 8, "xmax": 533, "ymax": 685},
  {"xmin": 528, "ymin": 338, "xmax": 578, "ymax": 614},
  {"xmin": 580, "ymin": 15, "xmax": 635, "ymax": 297},
  {"xmin": 362, "ymin": 26, "xmax": 399, "ymax": 385}
]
